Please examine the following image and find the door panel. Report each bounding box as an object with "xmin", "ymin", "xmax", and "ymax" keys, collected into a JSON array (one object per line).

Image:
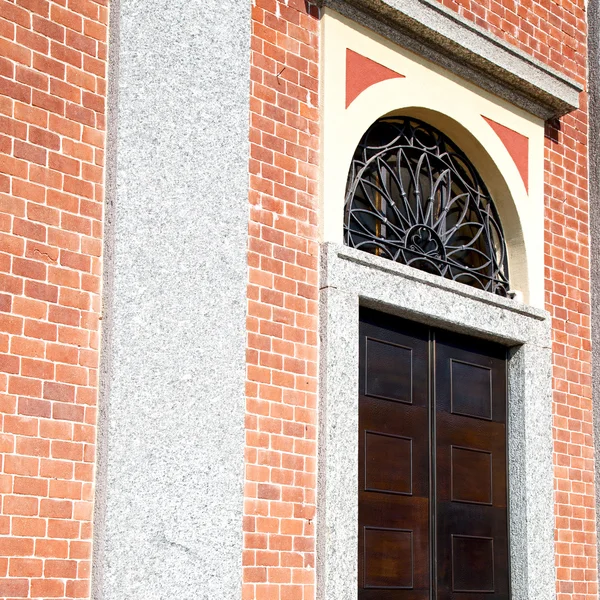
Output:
[
  {"xmin": 358, "ymin": 310, "xmax": 509, "ymax": 600},
  {"xmin": 435, "ymin": 331, "xmax": 509, "ymax": 600},
  {"xmin": 359, "ymin": 310, "xmax": 430, "ymax": 600}
]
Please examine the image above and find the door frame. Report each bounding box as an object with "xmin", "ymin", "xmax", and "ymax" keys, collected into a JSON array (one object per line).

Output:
[{"xmin": 317, "ymin": 242, "xmax": 554, "ymax": 600}]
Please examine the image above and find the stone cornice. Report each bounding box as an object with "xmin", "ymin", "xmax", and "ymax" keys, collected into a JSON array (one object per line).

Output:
[{"xmin": 318, "ymin": 0, "xmax": 583, "ymax": 119}]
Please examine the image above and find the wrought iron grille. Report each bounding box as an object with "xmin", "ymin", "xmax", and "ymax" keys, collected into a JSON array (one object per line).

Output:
[{"xmin": 344, "ymin": 117, "xmax": 510, "ymax": 296}]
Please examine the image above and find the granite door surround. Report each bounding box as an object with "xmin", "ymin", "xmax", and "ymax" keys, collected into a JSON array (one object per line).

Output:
[{"xmin": 317, "ymin": 243, "xmax": 554, "ymax": 600}]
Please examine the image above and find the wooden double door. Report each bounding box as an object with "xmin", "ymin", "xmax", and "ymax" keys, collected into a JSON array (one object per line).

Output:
[{"xmin": 359, "ymin": 309, "xmax": 509, "ymax": 599}]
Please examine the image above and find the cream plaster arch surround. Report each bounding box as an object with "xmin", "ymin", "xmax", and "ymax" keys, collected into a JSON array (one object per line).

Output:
[{"xmin": 321, "ymin": 9, "xmax": 546, "ymax": 308}]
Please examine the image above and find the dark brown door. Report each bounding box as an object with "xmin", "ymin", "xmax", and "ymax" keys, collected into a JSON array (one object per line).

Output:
[{"xmin": 358, "ymin": 309, "xmax": 509, "ymax": 600}]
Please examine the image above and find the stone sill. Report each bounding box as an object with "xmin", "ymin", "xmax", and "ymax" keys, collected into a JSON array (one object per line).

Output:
[{"xmin": 326, "ymin": 244, "xmax": 549, "ymax": 329}]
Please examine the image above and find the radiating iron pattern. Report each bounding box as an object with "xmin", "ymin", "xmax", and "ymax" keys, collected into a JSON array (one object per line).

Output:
[{"xmin": 344, "ymin": 117, "xmax": 510, "ymax": 296}]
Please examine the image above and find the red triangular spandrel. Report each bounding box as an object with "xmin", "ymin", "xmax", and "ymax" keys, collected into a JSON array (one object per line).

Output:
[
  {"xmin": 346, "ymin": 49, "xmax": 405, "ymax": 108},
  {"xmin": 483, "ymin": 116, "xmax": 529, "ymax": 193}
]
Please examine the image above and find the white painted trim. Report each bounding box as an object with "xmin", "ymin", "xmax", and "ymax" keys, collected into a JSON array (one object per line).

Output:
[
  {"xmin": 319, "ymin": 0, "xmax": 582, "ymax": 119},
  {"xmin": 320, "ymin": 9, "xmax": 546, "ymax": 308}
]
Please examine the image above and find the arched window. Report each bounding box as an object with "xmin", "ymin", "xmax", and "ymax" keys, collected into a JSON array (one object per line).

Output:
[{"xmin": 344, "ymin": 117, "xmax": 510, "ymax": 296}]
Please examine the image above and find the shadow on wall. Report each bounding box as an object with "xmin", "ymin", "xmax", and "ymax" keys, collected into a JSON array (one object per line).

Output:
[{"xmin": 544, "ymin": 118, "xmax": 561, "ymax": 143}]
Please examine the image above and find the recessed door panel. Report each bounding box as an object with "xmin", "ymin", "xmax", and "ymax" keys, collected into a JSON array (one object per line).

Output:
[
  {"xmin": 365, "ymin": 431, "xmax": 413, "ymax": 495},
  {"xmin": 364, "ymin": 527, "xmax": 414, "ymax": 589},
  {"xmin": 365, "ymin": 337, "xmax": 414, "ymax": 404}
]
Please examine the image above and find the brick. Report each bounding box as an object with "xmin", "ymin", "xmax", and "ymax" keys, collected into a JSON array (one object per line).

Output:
[
  {"xmin": 51, "ymin": 40, "xmax": 82, "ymax": 68},
  {"xmin": 34, "ymin": 538, "xmax": 67, "ymax": 558},
  {"xmin": 3, "ymin": 495, "xmax": 38, "ymax": 516},
  {"xmin": 0, "ymin": 156, "xmax": 28, "ymax": 179},
  {"xmin": 39, "ymin": 419, "xmax": 72, "ymax": 441},
  {"xmin": 66, "ymin": 65, "xmax": 94, "ymax": 92},
  {"xmin": 25, "ymin": 280, "xmax": 58, "ymax": 302},
  {"xmin": 0, "ymin": 293, "xmax": 11, "ymax": 311},
  {"xmin": 49, "ymin": 304, "xmax": 80, "ymax": 326},
  {"xmin": 47, "ymin": 518, "xmax": 79, "ymax": 539},
  {"xmin": 16, "ymin": 27, "xmax": 49, "ymax": 55},
  {"xmin": 47, "ymin": 190, "xmax": 79, "ymax": 214},
  {"xmin": 13, "ymin": 475, "xmax": 48, "ymax": 495},
  {"xmin": 50, "ymin": 76, "xmax": 81, "ymax": 102},
  {"xmin": 21, "ymin": 357, "xmax": 53, "ymax": 378},
  {"xmin": 48, "ymin": 151, "xmax": 80, "ymax": 176},
  {"xmin": 13, "ymin": 297, "xmax": 45, "ymax": 324},
  {"xmin": 52, "ymin": 402, "xmax": 84, "ymax": 422},
  {"xmin": 24, "ymin": 318, "xmax": 57, "ymax": 341},
  {"xmin": 40, "ymin": 499, "xmax": 72, "ymax": 519},
  {"xmin": 66, "ymin": 28, "xmax": 95, "ymax": 56},
  {"xmin": 18, "ymin": 397, "xmax": 51, "ymax": 418},
  {"xmin": 32, "ymin": 16, "xmax": 65, "ymax": 43},
  {"xmin": 13, "ymin": 179, "xmax": 46, "ymax": 203},
  {"xmin": 62, "ymin": 138, "xmax": 93, "ymax": 161},
  {"xmin": 9, "ymin": 558, "xmax": 43, "ymax": 578},
  {"xmin": 32, "ymin": 89, "xmax": 64, "ymax": 115},
  {"xmin": 83, "ymin": 19, "xmax": 106, "ymax": 42},
  {"xmin": 66, "ymin": 579, "xmax": 90, "ymax": 598},
  {"xmin": 0, "ymin": 39, "xmax": 31, "ymax": 67},
  {"xmin": 51, "ymin": 439, "xmax": 83, "ymax": 460},
  {"xmin": 30, "ymin": 578, "xmax": 64, "ymax": 598},
  {"xmin": 0, "ymin": 537, "xmax": 34, "ymax": 557},
  {"xmin": 1, "ymin": 0, "xmax": 31, "ymax": 27},
  {"xmin": 13, "ymin": 218, "xmax": 46, "ymax": 243},
  {"xmin": 29, "ymin": 126, "xmax": 61, "ymax": 150},
  {"xmin": 4, "ymin": 416, "xmax": 38, "ymax": 437},
  {"xmin": 0, "ymin": 354, "xmax": 19, "ymax": 374},
  {"xmin": 48, "ymin": 478, "xmax": 80, "ymax": 499},
  {"xmin": 32, "ymin": 53, "xmax": 65, "ymax": 79},
  {"xmin": 66, "ymin": 101, "xmax": 94, "ymax": 126},
  {"xmin": 44, "ymin": 558, "xmax": 77, "ymax": 578},
  {"xmin": 8, "ymin": 376, "xmax": 42, "ymax": 398},
  {"xmin": 60, "ymin": 249, "xmax": 90, "ymax": 272},
  {"xmin": 69, "ymin": 540, "xmax": 91, "ymax": 559},
  {"xmin": 0, "ymin": 578, "xmax": 29, "ymax": 597},
  {"xmin": 13, "ymin": 257, "xmax": 46, "ymax": 280},
  {"xmin": 0, "ymin": 116, "xmax": 27, "ymax": 139},
  {"xmin": 40, "ymin": 459, "xmax": 73, "ymax": 480},
  {"xmin": 15, "ymin": 64, "xmax": 48, "ymax": 91},
  {"xmin": 50, "ymin": 113, "xmax": 81, "ymax": 139},
  {"xmin": 44, "ymin": 380, "xmax": 76, "ymax": 401},
  {"xmin": 29, "ymin": 165, "xmax": 62, "ymax": 189}
]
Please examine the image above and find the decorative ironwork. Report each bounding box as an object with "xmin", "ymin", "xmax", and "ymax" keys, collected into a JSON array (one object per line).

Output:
[{"xmin": 344, "ymin": 117, "xmax": 510, "ymax": 296}]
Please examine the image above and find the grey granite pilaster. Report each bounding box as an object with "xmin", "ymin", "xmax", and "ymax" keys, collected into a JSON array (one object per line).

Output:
[
  {"xmin": 94, "ymin": 1, "xmax": 250, "ymax": 598},
  {"xmin": 317, "ymin": 284, "xmax": 359, "ymax": 600},
  {"xmin": 589, "ymin": 0, "xmax": 600, "ymax": 585}
]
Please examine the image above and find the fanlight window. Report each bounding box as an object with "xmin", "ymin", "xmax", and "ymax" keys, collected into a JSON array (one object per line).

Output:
[{"xmin": 344, "ymin": 117, "xmax": 510, "ymax": 296}]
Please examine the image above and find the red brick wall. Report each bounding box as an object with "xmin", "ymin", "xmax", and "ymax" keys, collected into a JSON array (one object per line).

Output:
[
  {"xmin": 547, "ymin": 102, "xmax": 595, "ymax": 600},
  {"xmin": 244, "ymin": 1, "xmax": 320, "ymax": 598},
  {"xmin": 435, "ymin": 5, "xmax": 597, "ymax": 600},
  {"xmin": 245, "ymin": 1, "xmax": 596, "ymax": 600},
  {"xmin": 0, "ymin": 0, "xmax": 107, "ymax": 597}
]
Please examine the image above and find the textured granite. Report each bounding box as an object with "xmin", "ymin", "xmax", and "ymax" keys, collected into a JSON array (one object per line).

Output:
[
  {"xmin": 588, "ymin": 0, "xmax": 600, "ymax": 585},
  {"xmin": 318, "ymin": 243, "xmax": 554, "ymax": 600},
  {"xmin": 321, "ymin": 0, "xmax": 582, "ymax": 119},
  {"xmin": 93, "ymin": 0, "xmax": 250, "ymax": 598},
  {"xmin": 317, "ymin": 286, "xmax": 360, "ymax": 600}
]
